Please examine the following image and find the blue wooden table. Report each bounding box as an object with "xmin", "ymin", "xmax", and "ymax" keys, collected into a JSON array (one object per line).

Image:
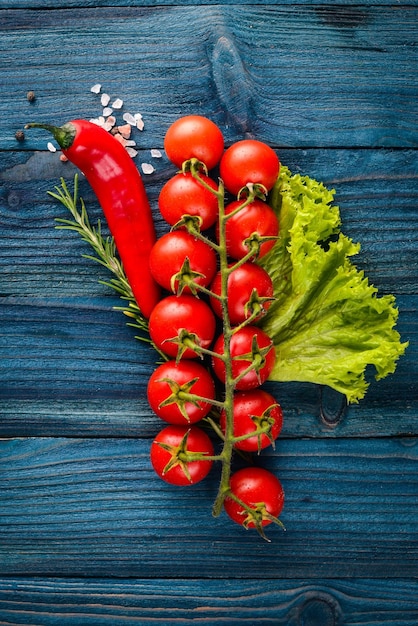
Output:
[{"xmin": 1, "ymin": 1, "xmax": 417, "ymax": 624}]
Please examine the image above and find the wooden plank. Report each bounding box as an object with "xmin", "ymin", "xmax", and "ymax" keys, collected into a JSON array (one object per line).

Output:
[
  {"xmin": 1, "ymin": 146, "xmax": 416, "ymax": 436},
  {"xmin": 0, "ymin": 577, "xmax": 417, "ymax": 625},
  {"xmin": 0, "ymin": 0, "xmax": 416, "ymax": 619},
  {"xmin": 1, "ymin": 6, "xmax": 417, "ymax": 150},
  {"xmin": 0, "ymin": 296, "xmax": 416, "ymax": 437},
  {"xmin": 3, "ymin": 0, "xmax": 418, "ymax": 7},
  {"xmin": 0, "ymin": 150, "xmax": 418, "ymax": 436},
  {"xmin": 0, "ymin": 436, "xmax": 417, "ymax": 579},
  {"xmin": 1, "ymin": 147, "xmax": 416, "ymax": 297}
]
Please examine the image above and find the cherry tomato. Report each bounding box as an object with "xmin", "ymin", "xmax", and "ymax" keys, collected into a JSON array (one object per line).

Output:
[
  {"xmin": 149, "ymin": 294, "xmax": 216, "ymax": 359},
  {"xmin": 220, "ymin": 139, "xmax": 280, "ymax": 195},
  {"xmin": 150, "ymin": 425, "xmax": 214, "ymax": 486},
  {"xmin": 224, "ymin": 467, "xmax": 284, "ymax": 527},
  {"xmin": 149, "ymin": 231, "xmax": 217, "ymax": 294},
  {"xmin": 212, "ymin": 325, "xmax": 276, "ymax": 390},
  {"xmin": 158, "ymin": 172, "xmax": 219, "ymax": 231},
  {"xmin": 209, "ymin": 262, "xmax": 274, "ymax": 325},
  {"xmin": 219, "ymin": 199, "xmax": 279, "ymax": 260},
  {"xmin": 164, "ymin": 115, "xmax": 224, "ymax": 170},
  {"xmin": 220, "ymin": 389, "xmax": 283, "ymax": 452},
  {"xmin": 147, "ymin": 360, "xmax": 216, "ymax": 425}
]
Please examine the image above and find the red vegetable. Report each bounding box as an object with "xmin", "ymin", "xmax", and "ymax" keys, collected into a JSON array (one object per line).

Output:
[
  {"xmin": 148, "ymin": 294, "xmax": 216, "ymax": 359},
  {"xmin": 164, "ymin": 115, "xmax": 224, "ymax": 170},
  {"xmin": 220, "ymin": 198, "xmax": 279, "ymax": 260},
  {"xmin": 224, "ymin": 467, "xmax": 284, "ymax": 528},
  {"xmin": 147, "ymin": 359, "xmax": 216, "ymax": 425},
  {"xmin": 219, "ymin": 389, "xmax": 283, "ymax": 452},
  {"xmin": 149, "ymin": 230, "xmax": 217, "ymax": 294},
  {"xmin": 150, "ymin": 425, "xmax": 214, "ymax": 486},
  {"xmin": 212, "ymin": 325, "xmax": 276, "ymax": 390},
  {"xmin": 26, "ymin": 120, "xmax": 160, "ymax": 318},
  {"xmin": 220, "ymin": 139, "xmax": 280, "ymax": 195},
  {"xmin": 158, "ymin": 171, "xmax": 219, "ymax": 231},
  {"xmin": 209, "ymin": 262, "xmax": 274, "ymax": 325}
]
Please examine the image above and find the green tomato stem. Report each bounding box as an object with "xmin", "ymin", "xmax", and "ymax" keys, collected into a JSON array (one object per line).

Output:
[
  {"xmin": 210, "ymin": 179, "xmax": 238, "ymax": 518},
  {"xmin": 205, "ymin": 416, "xmax": 225, "ymax": 441},
  {"xmin": 179, "ymin": 452, "xmax": 223, "ymax": 463},
  {"xmin": 175, "ymin": 168, "xmax": 272, "ymax": 520},
  {"xmin": 178, "ymin": 391, "xmax": 225, "ymax": 411},
  {"xmin": 223, "ymin": 190, "xmax": 257, "ymax": 219}
]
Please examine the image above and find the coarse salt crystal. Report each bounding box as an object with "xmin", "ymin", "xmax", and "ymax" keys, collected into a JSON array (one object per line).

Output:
[
  {"xmin": 47, "ymin": 142, "xmax": 56, "ymax": 153},
  {"xmin": 151, "ymin": 149, "xmax": 162, "ymax": 158},
  {"xmin": 117, "ymin": 124, "xmax": 131, "ymax": 139},
  {"xmin": 101, "ymin": 93, "xmax": 110, "ymax": 107},
  {"xmin": 103, "ymin": 107, "xmax": 113, "ymax": 117},
  {"xmin": 134, "ymin": 113, "xmax": 144, "ymax": 129},
  {"xmin": 114, "ymin": 133, "xmax": 127, "ymax": 146},
  {"xmin": 127, "ymin": 147, "xmax": 138, "ymax": 158},
  {"xmin": 112, "ymin": 98, "xmax": 123, "ymax": 109},
  {"xmin": 60, "ymin": 154, "xmax": 69, "ymax": 162},
  {"xmin": 91, "ymin": 84, "xmax": 101, "ymax": 94},
  {"xmin": 106, "ymin": 115, "xmax": 116, "ymax": 127},
  {"xmin": 141, "ymin": 163, "xmax": 155, "ymax": 174},
  {"xmin": 102, "ymin": 121, "xmax": 114, "ymax": 132},
  {"xmin": 122, "ymin": 112, "xmax": 136, "ymax": 126}
]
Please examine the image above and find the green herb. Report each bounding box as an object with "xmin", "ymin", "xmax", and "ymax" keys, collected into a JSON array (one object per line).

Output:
[
  {"xmin": 259, "ymin": 166, "xmax": 408, "ymax": 403},
  {"xmin": 49, "ymin": 175, "xmax": 155, "ymax": 348}
]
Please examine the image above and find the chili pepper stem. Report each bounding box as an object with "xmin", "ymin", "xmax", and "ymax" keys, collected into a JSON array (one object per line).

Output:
[{"xmin": 25, "ymin": 122, "xmax": 77, "ymax": 150}]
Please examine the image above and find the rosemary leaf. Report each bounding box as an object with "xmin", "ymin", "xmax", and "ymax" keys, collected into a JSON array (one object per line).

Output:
[{"xmin": 49, "ymin": 174, "xmax": 153, "ymax": 343}]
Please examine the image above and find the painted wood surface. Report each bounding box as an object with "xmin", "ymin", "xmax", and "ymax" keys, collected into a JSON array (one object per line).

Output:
[
  {"xmin": 1, "ymin": 6, "xmax": 417, "ymax": 151},
  {"xmin": 1, "ymin": 1, "xmax": 417, "ymax": 624},
  {"xmin": 1, "ymin": 149, "xmax": 416, "ymax": 437},
  {"xmin": 0, "ymin": 578, "xmax": 417, "ymax": 625},
  {"xmin": 1, "ymin": 436, "xmax": 417, "ymax": 578}
]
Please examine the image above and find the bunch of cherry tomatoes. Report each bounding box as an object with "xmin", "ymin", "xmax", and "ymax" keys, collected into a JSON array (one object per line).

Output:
[{"xmin": 145, "ymin": 115, "xmax": 285, "ymax": 537}]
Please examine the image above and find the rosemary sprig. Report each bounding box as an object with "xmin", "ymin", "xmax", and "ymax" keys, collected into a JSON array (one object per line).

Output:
[{"xmin": 49, "ymin": 174, "xmax": 154, "ymax": 346}]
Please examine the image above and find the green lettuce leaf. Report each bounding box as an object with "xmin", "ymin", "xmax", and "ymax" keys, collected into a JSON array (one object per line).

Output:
[{"xmin": 259, "ymin": 166, "xmax": 408, "ymax": 403}]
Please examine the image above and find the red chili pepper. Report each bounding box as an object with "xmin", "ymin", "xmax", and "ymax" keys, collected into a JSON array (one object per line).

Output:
[{"xmin": 26, "ymin": 119, "xmax": 161, "ymax": 318}]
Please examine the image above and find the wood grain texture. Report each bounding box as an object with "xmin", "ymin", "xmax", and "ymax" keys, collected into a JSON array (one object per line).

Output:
[
  {"xmin": 0, "ymin": 296, "xmax": 416, "ymax": 437},
  {"xmin": 0, "ymin": 578, "xmax": 417, "ymax": 625},
  {"xmin": 0, "ymin": 436, "xmax": 417, "ymax": 579},
  {"xmin": 1, "ymin": 0, "xmax": 418, "ymax": 621},
  {"xmin": 1, "ymin": 6, "xmax": 417, "ymax": 150},
  {"xmin": 3, "ymin": 0, "xmax": 418, "ymax": 7},
  {"xmin": 1, "ymin": 147, "xmax": 417, "ymax": 296},
  {"xmin": 1, "ymin": 147, "xmax": 416, "ymax": 436}
]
